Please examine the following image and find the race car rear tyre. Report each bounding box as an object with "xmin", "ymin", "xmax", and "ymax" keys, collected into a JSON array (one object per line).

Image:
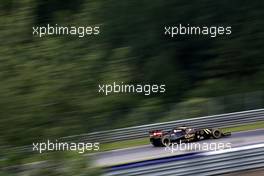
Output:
[
  {"xmin": 199, "ymin": 130, "xmax": 205, "ymax": 136},
  {"xmin": 151, "ymin": 139, "xmax": 163, "ymax": 147},
  {"xmin": 195, "ymin": 134, "xmax": 201, "ymax": 141},
  {"xmin": 212, "ymin": 129, "xmax": 222, "ymax": 139},
  {"xmin": 162, "ymin": 136, "xmax": 171, "ymax": 146}
]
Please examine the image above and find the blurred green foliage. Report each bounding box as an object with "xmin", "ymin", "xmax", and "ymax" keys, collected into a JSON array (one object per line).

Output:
[
  {"xmin": 0, "ymin": 0, "xmax": 263, "ymax": 149},
  {"xmin": 1, "ymin": 151, "xmax": 101, "ymax": 176}
]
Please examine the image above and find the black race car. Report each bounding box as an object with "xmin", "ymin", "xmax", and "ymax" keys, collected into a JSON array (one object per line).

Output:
[{"xmin": 149, "ymin": 126, "xmax": 231, "ymax": 147}]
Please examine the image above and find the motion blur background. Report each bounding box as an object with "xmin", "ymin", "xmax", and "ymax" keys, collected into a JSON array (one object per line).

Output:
[{"xmin": 0, "ymin": 0, "xmax": 263, "ymax": 175}]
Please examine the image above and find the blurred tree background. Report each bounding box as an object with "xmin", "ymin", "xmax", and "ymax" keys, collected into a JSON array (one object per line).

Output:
[{"xmin": 0, "ymin": 0, "xmax": 263, "ymax": 148}]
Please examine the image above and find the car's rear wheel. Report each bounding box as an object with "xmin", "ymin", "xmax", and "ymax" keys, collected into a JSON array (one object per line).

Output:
[
  {"xmin": 212, "ymin": 129, "xmax": 222, "ymax": 139},
  {"xmin": 151, "ymin": 139, "xmax": 162, "ymax": 147},
  {"xmin": 195, "ymin": 134, "xmax": 201, "ymax": 141},
  {"xmin": 162, "ymin": 136, "xmax": 171, "ymax": 146}
]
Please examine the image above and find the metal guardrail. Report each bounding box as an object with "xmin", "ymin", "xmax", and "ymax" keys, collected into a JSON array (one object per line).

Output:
[
  {"xmin": 105, "ymin": 143, "xmax": 264, "ymax": 176},
  {"xmin": 62, "ymin": 109, "xmax": 264, "ymax": 143}
]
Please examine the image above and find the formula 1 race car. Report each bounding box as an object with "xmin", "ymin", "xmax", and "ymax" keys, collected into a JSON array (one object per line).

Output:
[{"xmin": 149, "ymin": 126, "xmax": 231, "ymax": 147}]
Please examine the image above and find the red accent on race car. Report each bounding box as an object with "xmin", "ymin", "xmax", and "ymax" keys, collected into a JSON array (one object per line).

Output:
[{"xmin": 153, "ymin": 132, "xmax": 162, "ymax": 136}]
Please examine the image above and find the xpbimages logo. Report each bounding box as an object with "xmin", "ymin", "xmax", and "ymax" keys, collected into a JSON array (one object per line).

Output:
[
  {"xmin": 164, "ymin": 141, "xmax": 232, "ymax": 153},
  {"xmin": 98, "ymin": 82, "xmax": 166, "ymax": 96},
  {"xmin": 32, "ymin": 140, "xmax": 100, "ymax": 154},
  {"xmin": 32, "ymin": 24, "xmax": 100, "ymax": 37},
  {"xmin": 164, "ymin": 24, "xmax": 232, "ymax": 38}
]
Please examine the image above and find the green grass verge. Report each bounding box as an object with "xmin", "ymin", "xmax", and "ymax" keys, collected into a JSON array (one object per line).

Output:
[
  {"xmin": 223, "ymin": 121, "xmax": 264, "ymax": 132},
  {"xmin": 100, "ymin": 121, "xmax": 264, "ymax": 152},
  {"xmin": 100, "ymin": 138, "xmax": 149, "ymax": 152}
]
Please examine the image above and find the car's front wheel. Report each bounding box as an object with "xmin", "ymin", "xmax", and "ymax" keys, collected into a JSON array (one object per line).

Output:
[{"xmin": 212, "ymin": 129, "xmax": 222, "ymax": 139}]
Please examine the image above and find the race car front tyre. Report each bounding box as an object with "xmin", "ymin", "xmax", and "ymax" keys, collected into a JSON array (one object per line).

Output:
[{"xmin": 212, "ymin": 129, "xmax": 222, "ymax": 139}]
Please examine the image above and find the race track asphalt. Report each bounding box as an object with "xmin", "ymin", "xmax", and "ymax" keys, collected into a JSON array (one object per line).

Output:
[{"xmin": 93, "ymin": 129, "xmax": 264, "ymax": 167}]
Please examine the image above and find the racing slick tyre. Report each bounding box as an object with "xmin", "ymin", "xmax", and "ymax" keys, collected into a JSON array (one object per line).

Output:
[
  {"xmin": 195, "ymin": 130, "xmax": 204, "ymax": 141},
  {"xmin": 195, "ymin": 133, "xmax": 201, "ymax": 141},
  {"xmin": 199, "ymin": 130, "xmax": 205, "ymax": 136},
  {"xmin": 151, "ymin": 139, "xmax": 163, "ymax": 147},
  {"xmin": 212, "ymin": 129, "xmax": 222, "ymax": 139},
  {"xmin": 162, "ymin": 136, "xmax": 171, "ymax": 146}
]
